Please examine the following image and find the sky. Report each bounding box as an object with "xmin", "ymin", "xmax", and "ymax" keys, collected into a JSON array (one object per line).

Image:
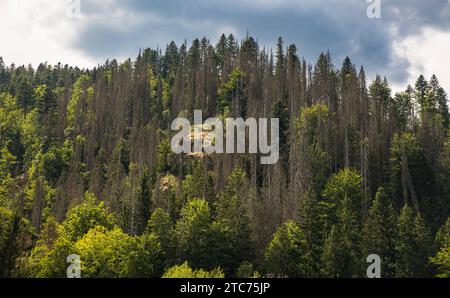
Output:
[{"xmin": 1, "ymin": 0, "xmax": 450, "ymax": 93}]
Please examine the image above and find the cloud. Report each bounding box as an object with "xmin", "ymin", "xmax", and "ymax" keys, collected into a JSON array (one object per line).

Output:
[
  {"xmin": 393, "ymin": 27, "xmax": 450, "ymax": 92},
  {"xmin": 0, "ymin": 0, "xmax": 97, "ymax": 67},
  {"xmin": 0, "ymin": 0, "xmax": 449, "ymax": 91}
]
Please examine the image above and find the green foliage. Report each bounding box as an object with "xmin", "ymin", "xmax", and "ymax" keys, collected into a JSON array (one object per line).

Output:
[
  {"xmin": 40, "ymin": 144, "xmax": 72, "ymax": 184},
  {"xmin": 0, "ymin": 207, "xmax": 14, "ymax": 251},
  {"xmin": 395, "ymin": 205, "xmax": 432, "ymax": 277},
  {"xmin": 75, "ymin": 226, "xmax": 156, "ymax": 278},
  {"xmin": 0, "ymin": 93, "xmax": 23, "ymax": 154},
  {"xmin": 62, "ymin": 192, "xmax": 114, "ymax": 242},
  {"xmin": 67, "ymin": 75, "xmax": 90, "ymax": 124},
  {"xmin": 297, "ymin": 104, "xmax": 331, "ymax": 145},
  {"xmin": 297, "ymin": 191, "xmax": 324, "ymax": 276},
  {"xmin": 265, "ymin": 220, "xmax": 311, "ymax": 277},
  {"xmin": 15, "ymin": 78, "xmax": 33, "ymax": 116},
  {"xmin": 392, "ymin": 91, "xmax": 415, "ymax": 132},
  {"xmin": 320, "ymin": 168, "xmax": 363, "ymax": 231},
  {"xmin": 0, "ymin": 147, "xmax": 17, "ymax": 208},
  {"xmin": 296, "ymin": 104, "xmax": 333, "ymax": 195},
  {"xmin": 412, "ymin": 214, "xmax": 433, "ymax": 277},
  {"xmin": 395, "ymin": 205, "xmax": 416, "ymax": 277},
  {"xmin": 236, "ymin": 261, "xmax": 260, "ymax": 278},
  {"xmin": 28, "ymin": 216, "xmax": 162, "ymax": 278},
  {"xmin": 66, "ymin": 75, "xmax": 93, "ymax": 138},
  {"xmin": 321, "ymin": 202, "xmax": 360, "ymax": 278},
  {"xmin": 162, "ymin": 262, "xmax": 224, "ymax": 278},
  {"xmin": 182, "ymin": 161, "xmax": 214, "ymax": 202},
  {"xmin": 431, "ymin": 218, "xmax": 450, "ymax": 278},
  {"xmin": 218, "ymin": 67, "xmax": 246, "ymax": 115},
  {"xmin": 141, "ymin": 232, "xmax": 166, "ymax": 276},
  {"xmin": 34, "ymin": 84, "xmax": 57, "ymax": 144},
  {"xmin": 370, "ymin": 75, "xmax": 391, "ymax": 107},
  {"xmin": 0, "ymin": 207, "xmax": 19, "ymax": 276},
  {"xmin": 363, "ymin": 187, "xmax": 397, "ymax": 277},
  {"xmin": 27, "ymin": 218, "xmax": 74, "ymax": 278},
  {"xmin": 435, "ymin": 218, "xmax": 450, "ymax": 250},
  {"xmin": 147, "ymin": 208, "xmax": 175, "ymax": 265},
  {"xmin": 213, "ymin": 167, "xmax": 255, "ymax": 275},
  {"xmin": 321, "ymin": 226, "xmax": 346, "ymax": 278},
  {"xmin": 431, "ymin": 244, "xmax": 450, "ymax": 278},
  {"xmin": 28, "ymin": 210, "xmax": 162, "ymax": 278},
  {"xmin": 1, "ymin": 36, "xmax": 449, "ymax": 279},
  {"xmin": 175, "ymin": 198, "xmax": 212, "ymax": 269},
  {"xmin": 24, "ymin": 170, "xmax": 55, "ymax": 226},
  {"xmin": 415, "ymin": 75, "xmax": 429, "ymax": 107},
  {"xmin": 156, "ymin": 137, "xmax": 177, "ymax": 175},
  {"xmin": 434, "ymin": 85, "xmax": 449, "ymax": 128},
  {"xmin": 273, "ymin": 97, "xmax": 290, "ymax": 171},
  {"xmin": 0, "ymin": 148, "xmax": 16, "ymax": 175},
  {"xmin": 320, "ymin": 169, "xmax": 363, "ymax": 277},
  {"xmin": 389, "ymin": 132, "xmax": 436, "ymax": 215}
]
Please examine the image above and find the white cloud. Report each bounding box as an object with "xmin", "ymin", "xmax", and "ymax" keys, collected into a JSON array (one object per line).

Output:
[
  {"xmin": 0, "ymin": 0, "xmax": 96, "ymax": 68},
  {"xmin": 393, "ymin": 27, "xmax": 450, "ymax": 93}
]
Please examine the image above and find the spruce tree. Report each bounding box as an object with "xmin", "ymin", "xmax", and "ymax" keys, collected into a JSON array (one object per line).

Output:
[
  {"xmin": 395, "ymin": 205, "xmax": 432, "ymax": 277},
  {"xmin": 16, "ymin": 77, "xmax": 33, "ymax": 117},
  {"xmin": 430, "ymin": 75, "xmax": 450, "ymax": 128},
  {"xmin": 147, "ymin": 208, "xmax": 175, "ymax": 266},
  {"xmin": 298, "ymin": 190, "xmax": 324, "ymax": 276},
  {"xmin": 431, "ymin": 218, "xmax": 450, "ymax": 277},
  {"xmin": 415, "ymin": 75, "xmax": 429, "ymax": 109},
  {"xmin": 321, "ymin": 225, "xmax": 345, "ymax": 277},
  {"xmin": 265, "ymin": 220, "xmax": 311, "ymax": 277},
  {"xmin": 320, "ymin": 169, "xmax": 363, "ymax": 277},
  {"xmin": 175, "ymin": 198, "xmax": 212, "ymax": 270},
  {"xmin": 214, "ymin": 167, "xmax": 255, "ymax": 275},
  {"xmin": 395, "ymin": 204, "xmax": 416, "ymax": 277},
  {"xmin": 412, "ymin": 214, "xmax": 433, "ymax": 277},
  {"xmin": 363, "ymin": 187, "xmax": 397, "ymax": 277}
]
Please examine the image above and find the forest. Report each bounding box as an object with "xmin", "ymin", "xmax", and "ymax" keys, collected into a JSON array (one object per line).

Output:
[{"xmin": 0, "ymin": 34, "xmax": 450, "ymax": 278}]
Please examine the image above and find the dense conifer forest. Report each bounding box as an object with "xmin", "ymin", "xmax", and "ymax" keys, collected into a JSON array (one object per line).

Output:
[{"xmin": 1, "ymin": 34, "xmax": 450, "ymax": 278}]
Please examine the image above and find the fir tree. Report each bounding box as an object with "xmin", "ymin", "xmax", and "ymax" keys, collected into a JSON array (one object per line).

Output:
[{"xmin": 363, "ymin": 187, "xmax": 398, "ymax": 277}]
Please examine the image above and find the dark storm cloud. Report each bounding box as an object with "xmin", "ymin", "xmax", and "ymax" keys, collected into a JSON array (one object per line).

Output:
[{"xmin": 70, "ymin": 0, "xmax": 450, "ymax": 85}]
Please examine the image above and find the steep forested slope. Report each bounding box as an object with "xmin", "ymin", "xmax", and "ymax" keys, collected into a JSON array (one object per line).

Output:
[{"xmin": 0, "ymin": 35, "xmax": 450, "ymax": 278}]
